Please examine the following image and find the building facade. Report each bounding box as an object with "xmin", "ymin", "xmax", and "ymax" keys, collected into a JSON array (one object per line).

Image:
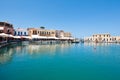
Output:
[
  {"xmin": 27, "ymin": 28, "xmax": 56, "ymax": 39},
  {"xmin": 14, "ymin": 28, "xmax": 28, "ymax": 36},
  {"xmin": 84, "ymin": 33, "xmax": 120, "ymax": 43},
  {"xmin": 56, "ymin": 30, "xmax": 72, "ymax": 39},
  {"xmin": 64, "ymin": 32, "xmax": 72, "ymax": 38},
  {"xmin": 56, "ymin": 30, "xmax": 64, "ymax": 38},
  {"xmin": 0, "ymin": 22, "xmax": 14, "ymax": 35},
  {"xmin": 28, "ymin": 28, "xmax": 73, "ymax": 40}
]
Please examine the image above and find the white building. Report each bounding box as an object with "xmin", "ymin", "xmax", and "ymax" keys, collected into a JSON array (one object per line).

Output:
[
  {"xmin": 56, "ymin": 30, "xmax": 72, "ymax": 39},
  {"xmin": 84, "ymin": 33, "xmax": 120, "ymax": 43},
  {"xmin": 14, "ymin": 28, "xmax": 28, "ymax": 36}
]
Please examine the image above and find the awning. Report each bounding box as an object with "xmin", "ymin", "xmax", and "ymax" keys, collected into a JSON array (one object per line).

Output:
[
  {"xmin": 47, "ymin": 37, "xmax": 58, "ymax": 39},
  {"xmin": 13, "ymin": 36, "xmax": 21, "ymax": 39},
  {"xmin": 21, "ymin": 36, "xmax": 32, "ymax": 39},
  {"xmin": 0, "ymin": 27, "xmax": 4, "ymax": 30},
  {"xmin": 0, "ymin": 33, "xmax": 8, "ymax": 37},
  {"xmin": 31, "ymin": 35, "xmax": 40, "ymax": 38},
  {"xmin": 38, "ymin": 36, "xmax": 47, "ymax": 39},
  {"xmin": 31, "ymin": 35, "xmax": 47, "ymax": 39},
  {"xmin": 7, "ymin": 34, "xmax": 14, "ymax": 38}
]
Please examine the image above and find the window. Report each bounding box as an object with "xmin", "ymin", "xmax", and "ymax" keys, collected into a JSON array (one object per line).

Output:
[
  {"xmin": 103, "ymin": 38, "xmax": 105, "ymax": 41},
  {"xmin": 33, "ymin": 30, "xmax": 37, "ymax": 35},
  {"xmin": 0, "ymin": 30, "xmax": 3, "ymax": 33},
  {"xmin": 110, "ymin": 38, "xmax": 111, "ymax": 41},
  {"xmin": 21, "ymin": 32, "xmax": 22, "ymax": 35},
  {"xmin": 24, "ymin": 32, "xmax": 26, "ymax": 35},
  {"xmin": 44, "ymin": 32, "xmax": 46, "ymax": 35},
  {"xmin": 7, "ymin": 29, "xmax": 10, "ymax": 33},
  {"xmin": 38, "ymin": 31, "xmax": 39, "ymax": 34},
  {"xmin": 18, "ymin": 31, "xmax": 20, "ymax": 36},
  {"xmin": 106, "ymin": 39, "xmax": 108, "ymax": 41},
  {"xmin": 52, "ymin": 32, "xmax": 54, "ymax": 34},
  {"xmin": 42, "ymin": 31, "xmax": 44, "ymax": 35},
  {"xmin": 14, "ymin": 31, "xmax": 16, "ymax": 35},
  {"xmin": 40, "ymin": 31, "xmax": 41, "ymax": 35}
]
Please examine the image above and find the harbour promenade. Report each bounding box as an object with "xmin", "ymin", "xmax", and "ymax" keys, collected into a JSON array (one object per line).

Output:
[{"xmin": 0, "ymin": 22, "xmax": 80, "ymax": 48}]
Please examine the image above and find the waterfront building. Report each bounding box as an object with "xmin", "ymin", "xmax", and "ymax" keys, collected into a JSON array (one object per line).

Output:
[
  {"xmin": 84, "ymin": 33, "xmax": 120, "ymax": 43},
  {"xmin": 56, "ymin": 30, "xmax": 64, "ymax": 39},
  {"xmin": 64, "ymin": 32, "xmax": 72, "ymax": 39},
  {"xmin": 0, "ymin": 22, "xmax": 14, "ymax": 44},
  {"xmin": 0, "ymin": 22, "xmax": 14, "ymax": 35},
  {"xmin": 27, "ymin": 28, "xmax": 56, "ymax": 39},
  {"xmin": 14, "ymin": 28, "xmax": 28, "ymax": 36},
  {"xmin": 27, "ymin": 28, "xmax": 73, "ymax": 41},
  {"xmin": 113, "ymin": 36, "xmax": 120, "ymax": 43},
  {"xmin": 14, "ymin": 28, "xmax": 31, "ymax": 40},
  {"xmin": 56, "ymin": 30, "xmax": 72, "ymax": 39}
]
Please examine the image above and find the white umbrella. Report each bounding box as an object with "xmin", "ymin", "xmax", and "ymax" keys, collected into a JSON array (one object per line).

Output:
[
  {"xmin": 31, "ymin": 35, "xmax": 40, "ymax": 39},
  {"xmin": 47, "ymin": 36, "xmax": 57, "ymax": 39},
  {"xmin": 22, "ymin": 36, "xmax": 31, "ymax": 39},
  {"xmin": 13, "ymin": 36, "xmax": 21, "ymax": 39},
  {"xmin": 39, "ymin": 36, "xmax": 47, "ymax": 39},
  {"xmin": 0, "ymin": 33, "xmax": 8, "ymax": 37},
  {"xmin": 7, "ymin": 34, "xmax": 14, "ymax": 38},
  {"xmin": 60, "ymin": 37, "xmax": 69, "ymax": 40}
]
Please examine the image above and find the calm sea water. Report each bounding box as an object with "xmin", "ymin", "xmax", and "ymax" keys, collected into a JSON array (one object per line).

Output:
[{"xmin": 0, "ymin": 42, "xmax": 120, "ymax": 80}]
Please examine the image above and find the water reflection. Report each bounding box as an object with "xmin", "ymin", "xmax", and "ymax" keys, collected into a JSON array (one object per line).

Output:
[
  {"xmin": 0, "ymin": 46, "xmax": 15, "ymax": 64},
  {"xmin": 84, "ymin": 42, "xmax": 120, "ymax": 46},
  {"xmin": 27, "ymin": 43, "xmax": 73, "ymax": 55},
  {"xmin": 1, "ymin": 42, "xmax": 120, "ymax": 64},
  {"xmin": 84, "ymin": 43, "xmax": 120, "ymax": 56},
  {"xmin": 0, "ymin": 43, "xmax": 73, "ymax": 64}
]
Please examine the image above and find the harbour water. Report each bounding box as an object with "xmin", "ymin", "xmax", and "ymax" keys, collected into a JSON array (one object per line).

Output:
[{"xmin": 0, "ymin": 42, "xmax": 120, "ymax": 80}]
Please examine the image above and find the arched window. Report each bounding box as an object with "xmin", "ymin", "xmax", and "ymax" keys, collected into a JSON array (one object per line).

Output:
[
  {"xmin": 106, "ymin": 39, "xmax": 108, "ymax": 41},
  {"xmin": 110, "ymin": 38, "xmax": 111, "ymax": 40},
  {"xmin": 24, "ymin": 32, "xmax": 26, "ymax": 35}
]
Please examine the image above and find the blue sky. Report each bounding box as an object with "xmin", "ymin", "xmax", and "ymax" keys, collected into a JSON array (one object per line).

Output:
[{"xmin": 0, "ymin": 0, "xmax": 120, "ymax": 38}]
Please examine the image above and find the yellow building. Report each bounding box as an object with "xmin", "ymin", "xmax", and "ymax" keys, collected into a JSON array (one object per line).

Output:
[
  {"xmin": 28, "ymin": 28, "xmax": 73, "ymax": 40},
  {"xmin": 28, "ymin": 28, "xmax": 55, "ymax": 37},
  {"xmin": 64, "ymin": 32, "xmax": 72, "ymax": 37}
]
